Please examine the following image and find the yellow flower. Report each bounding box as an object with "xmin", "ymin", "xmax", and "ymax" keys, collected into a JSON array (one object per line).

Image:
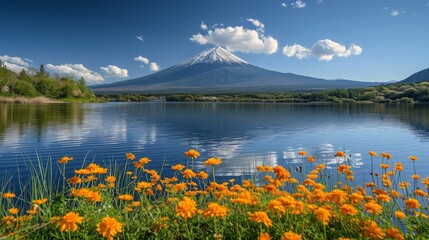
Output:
[
  {"xmin": 172, "ymin": 164, "xmax": 186, "ymax": 171},
  {"xmin": 184, "ymin": 149, "xmax": 200, "ymax": 159},
  {"xmin": 386, "ymin": 227, "xmax": 404, "ymax": 240},
  {"xmin": 280, "ymin": 231, "xmax": 302, "ymax": 240},
  {"xmin": 259, "ymin": 232, "xmax": 272, "ymax": 240},
  {"xmin": 118, "ymin": 194, "xmax": 133, "ymax": 201},
  {"xmin": 97, "ymin": 216, "xmax": 123, "ymax": 239},
  {"xmin": 395, "ymin": 211, "xmax": 406, "ymax": 219},
  {"xmin": 135, "ymin": 181, "xmax": 152, "ymax": 192},
  {"xmin": 126, "ymin": 171, "xmax": 133, "ymax": 175},
  {"xmin": 409, "ymin": 155, "xmax": 418, "ymax": 161},
  {"xmin": 248, "ymin": 211, "xmax": 272, "ymax": 227},
  {"xmin": 339, "ymin": 204, "xmax": 358, "ymax": 216},
  {"xmin": 315, "ymin": 207, "xmax": 331, "ymax": 225},
  {"xmin": 364, "ymin": 201, "xmax": 383, "ymax": 215},
  {"xmin": 202, "ymin": 202, "xmax": 229, "ymax": 218},
  {"xmin": 297, "ymin": 151, "xmax": 308, "ymax": 156},
  {"xmin": 394, "ymin": 162, "xmax": 403, "ymax": 171},
  {"xmin": 8, "ymin": 208, "xmax": 19, "ymax": 215},
  {"xmin": 126, "ymin": 152, "xmax": 136, "ymax": 160},
  {"xmin": 404, "ymin": 198, "xmax": 421, "ymax": 209},
  {"xmin": 26, "ymin": 205, "xmax": 38, "ymax": 215},
  {"xmin": 58, "ymin": 156, "xmax": 73, "ymax": 164},
  {"xmin": 376, "ymin": 194, "xmax": 391, "ymax": 203},
  {"xmin": 32, "ymin": 198, "xmax": 48, "ymax": 205},
  {"xmin": 181, "ymin": 169, "xmax": 197, "ymax": 178},
  {"xmin": 175, "ymin": 197, "xmax": 198, "ymax": 220},
  {"xmin": 368, "ymin": 151, "xmax": 378, "ymax": 157},
  {"xmin": 105, "ymin": 176, "xmax": 116, "ymax": 183},
  {"xmin": 204, "ymin": 157, "xmax": 222, "ymax": 166},
  {"xmin": 2, "ymin": 192, "xmax": 16, "ymax": 198},
  {"xmin": 57, "ymin": 212, "xmax": 84, "ymax": 232}
]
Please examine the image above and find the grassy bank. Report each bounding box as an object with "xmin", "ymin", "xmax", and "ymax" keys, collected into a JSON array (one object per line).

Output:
[{"xmin": 1, "ymin": 150, "xmax": 428, "ymax": 239}]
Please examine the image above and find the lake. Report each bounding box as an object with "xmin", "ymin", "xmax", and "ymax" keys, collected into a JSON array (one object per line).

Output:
[{"xmin": 1, "ymin": 102, "xmax": 429, "ymax": 185}]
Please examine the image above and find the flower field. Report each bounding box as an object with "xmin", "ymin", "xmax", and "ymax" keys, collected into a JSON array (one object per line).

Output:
[{"xmin": 1, "ymin": 150, "xmax": 429, "ymax": 239}]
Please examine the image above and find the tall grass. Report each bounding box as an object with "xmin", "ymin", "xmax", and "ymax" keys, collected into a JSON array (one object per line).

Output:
[{"xmin": 1, "ymin": 150, "xmax": 428, "ymax": 239}]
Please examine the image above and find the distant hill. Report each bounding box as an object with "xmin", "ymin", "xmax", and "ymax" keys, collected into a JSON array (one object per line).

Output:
[
  {"xmin": 400, "ymin": 68, "xmax": 429, "ymax": 84},
  {"xmin": 92, "ymin": 47, "xmax": 376, "ymax": 94}
]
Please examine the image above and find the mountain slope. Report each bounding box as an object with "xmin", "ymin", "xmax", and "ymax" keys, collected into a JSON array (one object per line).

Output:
[
  {"xmin": 92, "ymin": 47, "xmax": 375, "ymax": 94},
  {"xmin": 400, "ymin": 68, "xmax": 429, "ymax": 84}
]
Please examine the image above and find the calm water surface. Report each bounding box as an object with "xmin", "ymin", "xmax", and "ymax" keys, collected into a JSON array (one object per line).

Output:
[{"xmin": 1, "ymin": 102, "xmax": 429, "ymax": 184}]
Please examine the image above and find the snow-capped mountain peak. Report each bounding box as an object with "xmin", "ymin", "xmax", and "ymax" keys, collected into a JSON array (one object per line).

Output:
[{"xmin": 181, "ymin": 46, "xmax": 248, "ymax": 66}]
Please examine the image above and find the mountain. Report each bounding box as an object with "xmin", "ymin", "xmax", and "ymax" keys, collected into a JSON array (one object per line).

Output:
[
  {"xmin": 92, "ymin": 47, "xmax": 376, "ymax": 94},
  {"xmin": 399, "ymin": 68, "xmax": 429, "ymax": 84}
]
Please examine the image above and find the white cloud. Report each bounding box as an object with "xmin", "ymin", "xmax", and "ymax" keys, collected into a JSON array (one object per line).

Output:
[
  {"xmin": 282, "ymin": 39, "xmax": 362, "ymax": 61},
  {"xmin": 190, "ymin": 26, "xmax": 278, "ymax": 54},
  {"xmin": 391, "ymin": 10, "xmax": 399, "ymax": 16},
  {"xmin": 149, "ymin": 62, "xmax": 159, "ymax": 72},
  {"xmin": 247, "ymin": 18, "xmax": 265, "ymax": 33},
  {"xmin": 281, "ymin": 3, "xmax": 287, "ymax": 7},
  {"xmin": 200, "ymin": 21, "xmax": 208, "ymax": 30},
  {"xmin": 134, "ymin": 55, "xmax": 149, "ymax": 64},
  {"xmin": 137, "ymin": 36, "xmax": 144, "ymax": 42},
  {"xmin": 46, "ymin": 64, "xmax": 104, "ymax": 83},
  {"xmin": 100, "ymin": 65, "xmax": 129, "ymax": 78},
  {"xmin": 0, "ymin": 55, "xmax": 31, "ymax": 73},
  {"xmin": 293, "ymin": 0, "xmax": 306, "ymax": 8},
  {"xmin": 317, "ymin": 0, "xmax": 324, "ymax": 4}
]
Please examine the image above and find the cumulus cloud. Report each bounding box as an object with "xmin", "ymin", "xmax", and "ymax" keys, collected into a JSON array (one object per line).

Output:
[
  {"xmin": 282, "ymin": 39, "xmax": 362, "ymax": 61},
  {"xmin": 391, "ymin": 10, "xmax": 399, "ymax": 16},
  {"xmin": 100, "ymin": 65, "xmax": 129, "ymax": 78},
  {"xmin": 190, "ymin": 26, "xmax": 278, "ymax": 54},
  {"xmin": 137, "ymin": 36, "xmax": 144, "ymax": 42},
  {"xmin": 134, "ymin": 55, "xmax": 149, "ymax": 64},
  {"xmin": 46, "ymin": 64, "xmax": 104, "ymax": 83},
  {"xmin": 247, "ymin": 18, "xmax": 264, "ymax": 32},
  {"xmin": 292, "ymin": 0, "xmax": 306, "ymax": 8},
  {"xmin": 200, "ymin": 21, "xmax": 208, "ymax": 30},
  {"xmin": 0, "ymin": 55, "xmax": 31, "ymax": 73},
  {"xmin": 149, "ymin": 62, "xmax": 159, "ymax": 72},
  {"xmin": 281, "ymin": 3, "xmax": 287, "ymax": 7}
]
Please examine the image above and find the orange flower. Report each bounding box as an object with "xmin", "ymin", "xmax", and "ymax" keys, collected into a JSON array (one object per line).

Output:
[
  {"xmin": 259, "ymin": 232, "xmax": 272, "ymax": 240},
  {"xmin": 138, "ymin": 157, "xmax": 151, "ymax": 164},
  {"xmin": 315, "ymin": 207, "xmax": 331, "ymax": 225},
  {"xmin": 280, "ymin": 231, "xmax": 302, "ymax": 240},
  {"xmin": 68, "ymin": 176, "xmax": 82, "ymax": 185},
  {"xmin": 8, "ymin": 208, "xmax": 19, "ymax": 215},
  {"xmin": 364, "ymin": 201, "xmax": 383, "ymax": 215},
  {"xmin": 97, "ymin": 216, "xmax": 123, "ymax": 239},
  {"xmin": 376, "ymin": 194, "xmax": 391, "ymax": 203},
  {"xmin": 171, "ymin": 164, "xmax": 186, "ymax": 171},
  {"xmin": 105, "ymin": 176, "xmax": 116, "ymax": 183},
  {"xmin": 363, "ymin": 220, "xmax": 385, "ymax": 239},
  {"xmin": 184, "ymin": 149, "xmax": 200, "ymax": 159},
  {"xmin": 32, "ymin": 198, "xmax": 48, "ymax": 205},
  {"xmin": 135, "ymin": 181, "xmax": 152, "ymax": 192},
  {"xmin": 394, "ymin": 162, "xmax": 403, "ymax": 171},
  {"xmin": 202, "ymin": 202, "xmax": 229, "ymax": 218},
  {"xmin": 118, "ymin": 194, "xmax": 133, "ymax": 201},
  {"xmin": 411, "ymin": 174, "xmax": 420, "ymax": 180},
  {"xmin": 335, "ymin": 151, "xmax": 346, "ymax": 158},
  {"xmin": 181, "ymin": 169, "xmax": 197, "ymax": 178},
  {"xmin": 2, "ymin": 192, "xmax": 15, "ymax": 198},
  {"xmin": 273, "ymin": 166, "xmax": 290, "ymax": 182},
  {"xmin": 126, "ymin": 152, "xmax": 136, "ymax": 160},
  {"xmin": 307, "ymin": 156, "xmax": 316, "ymax": 163},
  {"xmin": 368, "ymin": 151, "xmax": 378, "ymax": 157},
  {"xmin": 386, "ymin": 227, "xmax": 404, "ymax": 240},
  {"xmin": 175, "ymin": 197, "xmax": 198, "ymax": 220},
  {"xmin": 395, "ymin": 211, "xmax": 406, "ymax": 219},
  {"xmin": 58, "ymin": 156, "xmax": 73, "ymax": 164},
  {"xmin": 415, "ymin": 189, "xmax": 428, "ymax": 197},
  {"xmin": 339, "ymin": 204, "xmax": 358, "ymax": 216},
  {"xmin": 404, "ymin": 198, "xmax": 421, "ymax": 209},
  {"xmin": 297, "ymin": 151, "xmax": 308, "ymax": 156},
  {"xmin": 197, "ymin": 171, "xmax": 209, "ymax": 179},
  {"xmin": 380, "ymin": 152, "xmax": 393, "ymax": 159},
  {"xmin": 409, "ymin": 155, "xmax": 418, "ymax": 161},
  {"xmin": 249, "ymin": 211, "xmax": 272, "ymax": 227},
  {"xmin": 329, "ymin": 189, "xmax": 348, "ymax": 204},
  {"xmin": 204, "ymin": 157, "xmax": 222, "ymax": 166},
  {"xmin": 57, "ymin": 212, "xmax": 84, "ymax": 232}
]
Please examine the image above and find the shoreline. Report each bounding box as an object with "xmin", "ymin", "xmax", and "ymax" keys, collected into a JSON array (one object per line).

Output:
[{"xmin": 0, "ymin": 96, "xmax": 63, "ymax": 103}]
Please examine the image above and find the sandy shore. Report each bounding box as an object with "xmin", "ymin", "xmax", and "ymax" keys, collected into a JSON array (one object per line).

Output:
[{"xmin": 0, "ymin": 96, "xmax": 62, "ymax": 103}]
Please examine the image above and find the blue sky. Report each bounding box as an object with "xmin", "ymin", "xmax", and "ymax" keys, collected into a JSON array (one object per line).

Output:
[{"xmin": 1, "ymin": 0, "xmax": 429, "ymax": 84}]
